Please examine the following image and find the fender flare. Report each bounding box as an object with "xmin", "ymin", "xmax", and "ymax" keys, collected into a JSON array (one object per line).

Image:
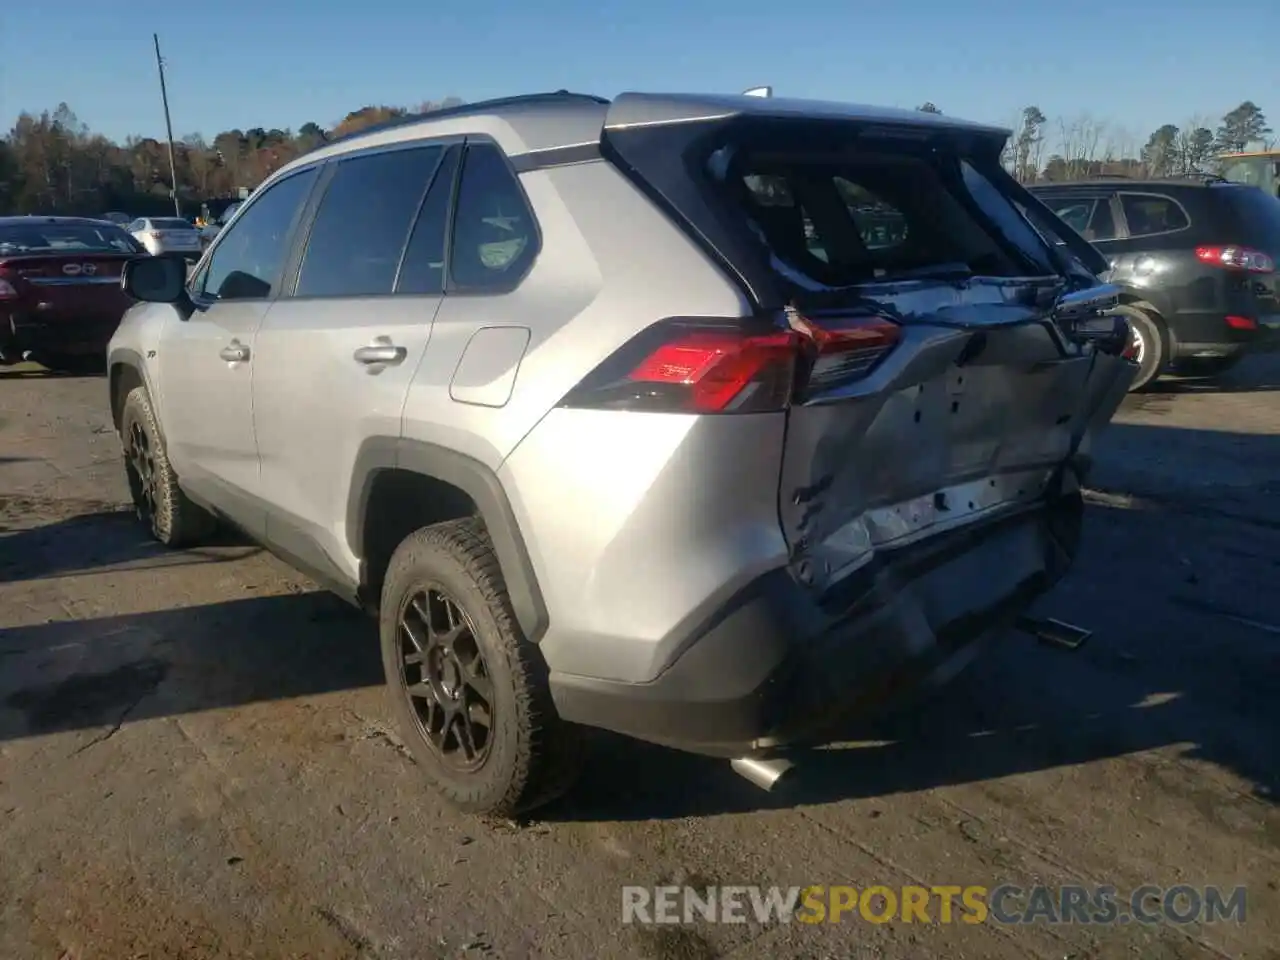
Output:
[
  {"xmin": 347, "ymin": 437, "xmax": 548, "ymax": 643},
  {"xmin": 107, "ymin": 347, "xmax": 163, "ymax": 438}
]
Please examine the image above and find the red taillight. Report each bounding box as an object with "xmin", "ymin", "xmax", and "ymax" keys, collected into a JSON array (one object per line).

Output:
[
  {"xmin": 0, "ymin": 275, "xmax": 18, "ymax": 300},
  {"xmin": 1195, "ymin": 245, "xmax": 1276, "ymax": 273},
  {"xmin": 561, "ymin": 314, "xmax": 900, "ymax": 414},
  {"xmin": 1225, "ymin": 315, "xmax": 1258, "ymax": 330}
]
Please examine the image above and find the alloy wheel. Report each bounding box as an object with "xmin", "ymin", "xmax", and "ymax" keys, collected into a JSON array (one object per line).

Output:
[
  {"xmin": 126, "ymin": 421, "xmax": 158, "ymax": 529},
  {"xmin": 1121, "ymin": 320, "xmax": 1146, "ymax": 365},
  {"xmin": 399, "ymin": 586, "xmax": 494, "ymax": 771}
]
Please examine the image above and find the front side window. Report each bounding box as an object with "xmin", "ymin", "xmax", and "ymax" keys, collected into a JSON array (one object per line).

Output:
[
  {"xmin": 295, "ymin": 145, "xmax": 445, "ymax": 298},
  {"xmin": 449, "ymin": 142, "xmax": 538, "ymax": 290},
  {"xmin": 1120, "ymin": 193, "xmax": 1189, "ymax": 237},
  {"xmin": 198, "ymin": 167, "xmax": 318, "ymax": 301}
]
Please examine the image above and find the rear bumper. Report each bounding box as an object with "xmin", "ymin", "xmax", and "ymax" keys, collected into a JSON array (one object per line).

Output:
[
  {"xmin": 1171, "ymin": 311, "xmax": 1280, "ymax": 358},
  {"xmin": 1, "ymin": 310, "xmax": 122, "ymax": 358},
  {"xmin": 550, "ymin": 490, "xmax": 1083, "ymax": 757}
]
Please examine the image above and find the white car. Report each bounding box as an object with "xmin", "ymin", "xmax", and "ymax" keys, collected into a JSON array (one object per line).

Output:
[{"xmin": 127, "ymin": 217, "xmax": 203, "ymax": 257}]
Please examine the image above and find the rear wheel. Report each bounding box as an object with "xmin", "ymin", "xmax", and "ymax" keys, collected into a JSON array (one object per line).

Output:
[
  {"xmin": 120, "ymin": 385, "xmax": 216, "ymax": 547},
  {"xmin": 380, "ymin": 519, "xmax": 583, "ymax": 817},
  {"xmin": 1113, "ymin": 304, "xmax": 1164, "ymax": 391}
]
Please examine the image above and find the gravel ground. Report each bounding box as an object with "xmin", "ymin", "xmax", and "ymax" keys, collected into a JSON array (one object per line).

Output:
[{"xmin": 1, "ymin": 357, "xmax": 1278, "ymax": 960}]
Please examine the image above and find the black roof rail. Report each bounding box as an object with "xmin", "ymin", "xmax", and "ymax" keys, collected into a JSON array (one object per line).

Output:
[
  {"xmin": 1157, "ymin": 171, "xmax": 1230, "ymax": 184},
  {"xmin": 324, "ymin": 90, "xmax": 611, "ymax": 147}
]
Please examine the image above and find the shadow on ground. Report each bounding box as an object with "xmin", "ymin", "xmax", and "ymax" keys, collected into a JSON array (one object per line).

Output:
[
  {"xmin": 1146, "ymin": 353, "xmax": 1280, "ymax": 395},
  {"xmin": 0, "ymin": 507, "xmax": 257, "ymax": 583},
  {"xmin": 0, "ymin": 417, "xmax": 1277, "ymax": 822}
]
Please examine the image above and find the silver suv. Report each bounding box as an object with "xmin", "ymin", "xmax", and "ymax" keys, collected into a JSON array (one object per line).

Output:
[{"xmin": 108, "ymin": 91, "xmax": 1134, "ymax": 816}]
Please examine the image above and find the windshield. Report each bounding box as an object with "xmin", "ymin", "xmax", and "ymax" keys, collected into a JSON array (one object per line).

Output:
[{"xmin": 0, "ymin": 222, "xmax": 143, "ymax": 255}]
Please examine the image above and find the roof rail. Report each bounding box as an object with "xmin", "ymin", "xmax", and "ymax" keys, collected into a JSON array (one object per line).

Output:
[
  {"xmin": 1158, "ymin": 171, "xmax": 1229, "ymax": 184},
  {"xmin": 324, "ymin": 90, "xmax": 611, "ymax": 147}
]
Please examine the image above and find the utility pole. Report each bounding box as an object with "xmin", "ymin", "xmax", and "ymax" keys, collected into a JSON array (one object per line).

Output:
[{"xmin": 153, "ymin": 33, "xmax": 182, "ymax": 217}]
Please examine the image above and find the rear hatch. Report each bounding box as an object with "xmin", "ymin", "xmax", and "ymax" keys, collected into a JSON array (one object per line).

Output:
[
  {"xmin": 0, "ymin": 253, "xmax": 135, "ymax": 317},
  {"xmin": 601, "ymin": 95, "xmax": 1133, "ymax": 592},
  {"xmin": 147, "ymin": 219, "xmax": 202, "ymax": 249},
  {"xmin": 1213, "ymin": 184, "xmax": 1280, "ymax": 320}
]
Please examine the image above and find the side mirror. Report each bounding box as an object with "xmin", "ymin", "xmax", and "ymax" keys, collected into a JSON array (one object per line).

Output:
[
  {"xmin": 121, "ymin": 253, "xmax": 188, "ymax": 304},
  {"xmin": 1052, "ymin": 282, "xmax": 1120, "ymax": 324}
]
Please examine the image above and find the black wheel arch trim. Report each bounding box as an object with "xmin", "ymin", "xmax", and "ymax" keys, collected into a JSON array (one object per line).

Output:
[
  {"xmin": 348, "ymin": 437, "xmax": 549, "ymax": 643},
  {"xmin": 108, "ymin": 348, "xmax": 165, "ymax": 441}
]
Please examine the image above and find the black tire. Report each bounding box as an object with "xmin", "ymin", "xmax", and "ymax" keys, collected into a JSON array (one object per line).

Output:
[
  {"xmin": 1173, "ymin": 355, "xmax": 1242, "ymax": 378},
  {"xmin": 380, "ymin": 519, "xmax": 583, "ymax": 817},
  {"xmin": 1113, "ymin": 304, "xmax": 1164, "ymax": 391},
  {"xmin": 120, "ymin": 385, "xmax": 216, "ymax": 547}
]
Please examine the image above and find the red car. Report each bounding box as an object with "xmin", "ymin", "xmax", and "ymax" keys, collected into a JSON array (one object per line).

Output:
[{"xmin": 0, "ymin": 216, "xmax": 146, "ymax": 372}]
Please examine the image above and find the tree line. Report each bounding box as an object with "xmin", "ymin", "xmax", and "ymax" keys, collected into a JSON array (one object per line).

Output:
[
  {"xmin": 0, "ymin": 96, "xmax": 1272, "ymax": 218},
  {"xmin": 915, "ymin": 100, "xmax": 1272, "ymax": 184},
  {"xmin": 0, "ymin": 99, "xmax": 464, "ymax": 217}
]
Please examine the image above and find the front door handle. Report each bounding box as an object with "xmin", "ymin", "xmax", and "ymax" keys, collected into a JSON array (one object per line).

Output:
[
  {"xmin": 353, "ymin": 336, "xmax": 407, "ymax": 366},
  {"xmin": 219, "ymin": 340, "xmax": 250, "ymax": 363}
]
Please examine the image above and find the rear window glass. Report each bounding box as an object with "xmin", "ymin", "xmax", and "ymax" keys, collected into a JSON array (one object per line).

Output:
[
  {"xmin": 712, "ymin": 142, "xmax": 1054, "ymax": 291},
  {"xmin": 1119, "ymin": 194, "xmax": 1189, "ymax": 236},
  {"xmin": 1217, "ymin": 186, "xmax": 1280, "ymax": 248},
  {"xmin": 153, "ymin": 218, "xmax": 194, "ymax": 230},
  {"xmin": 0, "ymin": 222, "xmax": 142, "ymax": 255}
]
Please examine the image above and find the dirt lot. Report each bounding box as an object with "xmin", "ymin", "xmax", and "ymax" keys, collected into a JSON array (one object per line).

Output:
[{"xmin": 1, "ymin": 358, "xmax": 1278, "ymax": 960}]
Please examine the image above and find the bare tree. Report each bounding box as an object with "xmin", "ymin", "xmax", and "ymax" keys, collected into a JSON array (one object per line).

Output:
[{"xmin": 1056, "ymin": 114, "xmax": 1107, "ymax": 181}]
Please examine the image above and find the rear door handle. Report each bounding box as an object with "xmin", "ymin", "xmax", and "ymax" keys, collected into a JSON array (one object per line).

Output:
[
  {"xmin": 219, "ymin": 340, "xmax": 250, "ymax": 363},
  {"xmin": 353, "ymin": 337, "xmax": 407, "ymax": 366}
]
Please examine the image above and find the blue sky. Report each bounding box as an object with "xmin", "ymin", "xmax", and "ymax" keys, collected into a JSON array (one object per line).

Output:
[{"xmin": 2, "ymin": 0, "xmax": 1276, "ymax": 151}]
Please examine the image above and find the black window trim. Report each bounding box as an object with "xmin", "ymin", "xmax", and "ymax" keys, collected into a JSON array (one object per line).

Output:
[
  {"xmin": 1114, "ymin": 190, "xmax": 1192, "ymax": 241},
  {"xmin": 190, "ymin": 162, "xmax": 324, "ymax": 308},
  {"xmin": 281, "ymin": 135, "xmax": 465, "ymax": 301},
  {"xmin": 444, "ymin": 134, "xmax": 543, "ymax": 297},
  {"xmin": 394, "ymin": 143, "xmax": 463, "ymax": 296}
]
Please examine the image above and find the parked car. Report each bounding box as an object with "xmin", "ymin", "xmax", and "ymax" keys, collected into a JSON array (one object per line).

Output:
[
  {"xmin": 100, "ymin": 211, "xmax": 133, "ymax": 226},
  {"xmin": 108, "ymin": 90, "xmax": 1133, "ymax": 817},
  {"xmin": 198, "ymin": 201, "xmax": 241, "ymax": 250},
  {"xmin": 1029, "ymin": 176, "xmax": 1280, "ymax": 389},
  {"xmin": 127, "ymin": 216, "xmax": 203, "ymax": 259},
  {"xmin": 0, "ymin": 216, "xmax": 145, "ymax": 371}
]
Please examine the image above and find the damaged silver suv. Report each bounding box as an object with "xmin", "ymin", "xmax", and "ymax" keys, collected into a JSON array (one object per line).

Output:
[{"xmin": 109, "ymin": 91, "xmax": 1134, "ymax": 816}]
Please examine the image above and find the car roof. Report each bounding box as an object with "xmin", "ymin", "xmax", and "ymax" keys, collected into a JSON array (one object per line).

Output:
[
  {"xmin": 284, "ymin": 89, "xmax": 1012, "ymax": 175},
  {"xmin": 0, "ymin": 215, "xmax": 122, "ymax": 227},
  {"xmin": 1029, "ymin": 176, "xmax": 1230, "ymax": 192}
]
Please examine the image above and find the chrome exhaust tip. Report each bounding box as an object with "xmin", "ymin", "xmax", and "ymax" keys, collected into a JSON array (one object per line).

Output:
[
  {"xmin": 1016, "ymin": 615, "xmax": 1092, "ymax": 651},
  {"xmin": 730, "ymin": 756, "xmax": 795, "ymax": 791}
]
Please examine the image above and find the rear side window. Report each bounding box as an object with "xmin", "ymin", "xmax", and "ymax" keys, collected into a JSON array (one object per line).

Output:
[
  {"xmin": 396, "ymin": 146, "xmax": 460, "ymax": 295},
  {"xmin": 1119, "ymin": 193, "xmax": 1189, "ymax": 237},
  {"xmin": 1217, "ymin": 186, "xmax": 1280, "ymax": 248},
  {"xmin": 296, "ymin": 145, "xmax": 444, "ymax": 298},
  {"xmin": 449, "ymin": 142, "xmax": 538, "ymax": 290}
]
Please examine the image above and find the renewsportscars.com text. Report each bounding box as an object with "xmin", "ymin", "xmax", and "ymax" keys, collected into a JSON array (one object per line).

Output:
[{"xmin": 621, "ymin": 884, "xmax": 1247, "ymax": 926}]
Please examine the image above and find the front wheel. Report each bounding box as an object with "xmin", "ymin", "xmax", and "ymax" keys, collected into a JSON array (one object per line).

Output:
[
  {"xmin": 1112, "ymin": 304, "xmax": 1165, "ymax": 392},
  {"xmin": 379, "ymin": 519, "xmax": 583, "ymax": 817},
  {"xmin": 120, "ymin": 385, "xmax": 216, "ymax": 547}
]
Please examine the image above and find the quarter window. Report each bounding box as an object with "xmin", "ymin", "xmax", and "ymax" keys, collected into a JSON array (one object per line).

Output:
[
  {"xmin": 199, "ymin": 167, "xmax": 318, "ymax": 301},
  {"xmin": 448, "ymin": 142, "xmax": 538, "ymax": 290},
  {"xmin": 1120, "ymin": 193, "xmax": 1189, "ymax": 237},
  {"xmin": 295, "ymin": 145, "xmax": 445, "ymax": 298}
]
